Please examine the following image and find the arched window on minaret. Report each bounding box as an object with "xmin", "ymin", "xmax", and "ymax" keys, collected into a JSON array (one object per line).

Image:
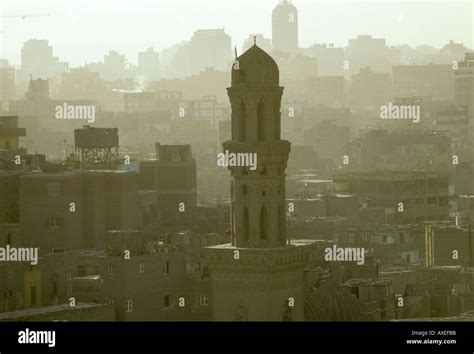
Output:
[
  {"xmin": 243, "ymin": 207, "xmax": 250, "ymax": 243},
  {"xmin": 257, "ymin": 99, "xmax": 265, "ymax": 141},
  {"xmin": 240, "ymin": 101, "xmax": 246, "ymax": 141},
  {"xmin": 260, "ymin": 205, "xmax": 268, "ymax": 241},
  {"xmin": 274, "ymin": 102, "xmax": 281, "ymax": 140},
  {"xmin": 278, "ymin": 204, "xmax": 284, "ymax": 244}
]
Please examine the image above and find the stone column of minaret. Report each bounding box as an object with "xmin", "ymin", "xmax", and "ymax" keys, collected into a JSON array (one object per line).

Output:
[{"xmin": 203, "ymin": 43, "xmax": 316, "ymax": 321}]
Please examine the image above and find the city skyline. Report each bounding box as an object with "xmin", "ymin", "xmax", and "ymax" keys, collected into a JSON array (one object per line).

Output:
[
  {"xmin": 0, "ymin": 0, "xmax": 473, "ymax": 350},
  {"xmin": 1, "ymin": 0, "xmax": 472, "ymax": 67}
]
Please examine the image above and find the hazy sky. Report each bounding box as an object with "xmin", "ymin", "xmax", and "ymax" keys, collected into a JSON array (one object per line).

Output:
[{"xmin": 1, "ymin": 0, "xmax": 473, "ymax": 67}]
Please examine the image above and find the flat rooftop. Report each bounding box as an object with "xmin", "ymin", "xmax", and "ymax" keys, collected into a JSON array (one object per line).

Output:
[{"xmin": 0, "ymin": 303, "xmax": 109, "ymax": 320}]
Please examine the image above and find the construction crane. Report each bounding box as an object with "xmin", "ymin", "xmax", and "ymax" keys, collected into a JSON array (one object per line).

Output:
[{"xmin": 1, "ymin": 14, "xmax": 50, "ymax": 20}]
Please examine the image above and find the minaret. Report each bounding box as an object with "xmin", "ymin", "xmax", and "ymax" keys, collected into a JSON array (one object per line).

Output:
[
  {"xmin": 204, "ymin": 44, "xmax": 315, "ymax": 321},
  {"xmin": 225, "ymin": 43, "xmax": 289, "ymax": 248}
]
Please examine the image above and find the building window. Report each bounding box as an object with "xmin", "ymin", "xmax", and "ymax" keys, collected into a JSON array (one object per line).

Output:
[
  {"xmin": 77, "ymin": 266, "xmax": 87, "ymax": 277},
  {"xmin": 163, "ymin": 260, "xmax": 170, "ymax": 275},
  {"xmin": 30, "ymin": 286, "xmax": 37, "ymax": 306},
  {"xmin": 126, "ymin": 299, "xmax": 133, "ymax": 312},
  {"xmin": 52, "ymin": 278, "xmax": 58, "ymax": 296},
  {"xmin": 260, "ymin": 206, "xmax": 268, "ymax": 241},
  {"xmin": 108, "ymin": 264, "xmax": 115, "ymax": 277},
  {"xmin": 243, "ymin": 207, "xmax": 250, "ymax": 243},
  {"xmin": 66, "ymin": 272, "xmax": 73, "ymax": 297},
  {"xmin": 439, "ymin": 196, "xmax": 448, "ymax": 206},
  {"xmin": 164, "ymin": 295, "xmax": 170, "ymax": 308},
  {"xmin": 399, "ymin": 232, "xmax": 405, "ymax": 243},
  {"xmin": 46, "ymin": 217, "xmax": 63, "ymax": 230},
  {"xmin": 47, "ymin": 183, "xmax": 60, "ymax": 197},
  {"xmin": 199, "ymin": 294, "xmax": 208, "ymax": 306},
  {"xmin": 201, "ymin": 238, "xmax": 208, "ymax": 247},
  {"xmin": 349, "ymin": 233, "xmax": 355, "ymax": 243},
  {"xmin": 427, "ymin": 197, "xmax": 437, "ymax": 205},
  {"xmin": 138, "ymin": 263, "xmax": 145, "ymax": 274}
]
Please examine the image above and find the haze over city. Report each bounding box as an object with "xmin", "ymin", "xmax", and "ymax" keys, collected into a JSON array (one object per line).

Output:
[
  {"xmin": 0, "ymin": 1, "xmax": 473, "ymax": 352},
  {"xmin": 1, "ymin": 0, "xmax": 472, "ymax": 66}
]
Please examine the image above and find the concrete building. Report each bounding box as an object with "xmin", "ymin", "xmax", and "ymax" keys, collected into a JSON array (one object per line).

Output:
[
  {"xmin": 305, "ymin": 76, "xmax": 345, "ymax": 107},
  {"xmin": 303, "ymin": 120, "xmax": 349, "ymax": 165},
  {"xmin": 178, "ymin": 96, "xmax": 230, "ymax": 125},
  {"xmin": 392, "ymin": 64, "xmax": 454, "ymax": 100},
  {"xmin": 342, "ymin": 278, "xmax": 396, "ymax": 320},
  {"xmin": 272, "ymin": 0, "xmax": 299, "ymax": 54},
  {"xmin": 19, "ymin": 170, "xmax": 140, "ymax": 254},
  {"xmin": 138, "ymin": 47, "xmax": 160, "ymax": 81},
  {"xmin": 454, "ymin": 53, "xmax": 474, "ymax": 111},
  {"xmin": 303, "ymin": 43, "xmax": 344, "ymax": 76},
  {"xmin": 0, "ymin": 171, "xmax": 22, "ymax": 224},
  {"xmin": 350, "ymin": 67, "xmax": 392, "ymax": 108},
  {"xmin": 0, "ymin": 116, "xmax": 26, "ymax": 154},
  {"xmin": 88, "ymin": 50, "xmax": 130, "ymax": 82},
  {"xmin": 334, "ymin": 171, "xmax": 450, "ymax": 224},
  {"xmin": 51, "ymin": 67, "xmax": 107, "ymax": 102},
  {"xmin": 435, "ymin": 105, "xmax": 470, "ymax": 143},
  {"xmin": 274, "ymin": 53, "xmax": 318, "ymax": 83},
  {"xmin": 0, "ymin": 303, "xmax": 115, "ymax": 321},
  {"xmin": 189, "ymin": 29, "xmax": 231, "ymax": 74},
  {"xmin": 425, "ymin": 224, "xmax": 474, "ymax": 267},
  {"xmin": 139, "ymin": 144, "xmax": 197, "ymax": 224},
  {"xmin": 19, "ymin": 39, "xmax": 68, "ymax": 81},
  {"xmin": 0, "ymin": 59, "xmax": 15, "ymax": 100},
  {"xmin": 73, "ymin": 230, "xmax": 212, "ymax": 321},
  {"xmin": 349, "ymin": 129, "xmax": 452, "ymax": 171},
  {"xmin": 24, "ymin": 78, "xmax": 49, "ymax": 102},
  {"xmin": 345, "ymin": 35, "xmax": 393, "ymax": 75},
  {"xmin": 19, "ymin": 172, "xmax": 85, "ymax": 253},
  {"xmin": 123, "ymin": 90, "xmax": 181, "ymax": 115}
]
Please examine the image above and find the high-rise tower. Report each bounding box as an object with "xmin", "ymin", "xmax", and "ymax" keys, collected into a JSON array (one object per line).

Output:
[
  {"xmin": 272, "ymin": 0, "xmax": 299, "ymax": 53},
  {"xmin": 203, "ymin": 43, "xmax": 314, "ymax": 321}
]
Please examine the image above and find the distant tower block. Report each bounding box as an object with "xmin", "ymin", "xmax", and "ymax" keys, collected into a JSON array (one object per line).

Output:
[
  {"xmin": 272, "ymin": 0, "xmax": 299, "ymax": 53},
  {"xmin": 74, "ymin": 126, "xmax": 119, "ymax": 166}
]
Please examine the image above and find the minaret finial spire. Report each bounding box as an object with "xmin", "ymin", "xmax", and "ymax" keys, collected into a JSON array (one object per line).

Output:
[
  {"xmin": 254, "ymin": 35, "xmax": 256, "ymax": 45},
  {"xmin": 234, "ymin": 46, "xmax": 237, "ymax": 59}
]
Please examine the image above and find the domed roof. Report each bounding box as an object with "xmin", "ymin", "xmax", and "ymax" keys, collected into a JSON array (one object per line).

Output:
[
  {"xmin": 231, "ymin": 44, "xmax": 279, "ymax": 87},
  {"xmin": 304, "ymin": 280, "xmax": 375, "ymax": 321}
]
